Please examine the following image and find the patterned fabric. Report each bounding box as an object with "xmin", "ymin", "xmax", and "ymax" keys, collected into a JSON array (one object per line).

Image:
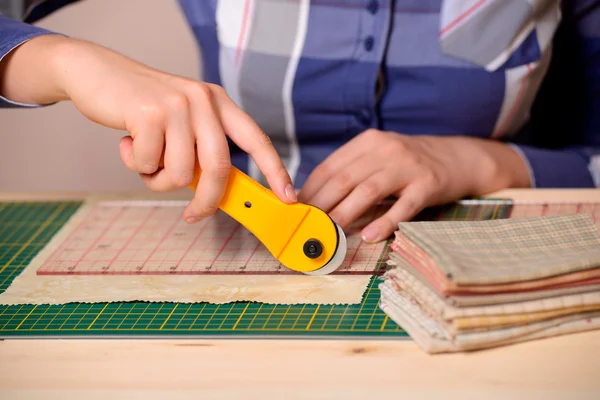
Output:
[
  {"xmin": 385, "ymin": 265, "xmax": 600, "ymax": 321},
  {"xmin": 380, "ymin": 212, "xmax": 600, "ymax": 353},
  {"xmin": 395, "ymin": 213, "xmax": 600, "ymax": 285},
  {"xmin": 389, "ymin": 252, "xmax": 600, "ymax": 306},
  {"xmin": 379, "ymin": 279, "xmax": 600, "ymax": 353},
  {"xmin": 0, "ymin": 0, "xmax": 599, "ymax": 188}
]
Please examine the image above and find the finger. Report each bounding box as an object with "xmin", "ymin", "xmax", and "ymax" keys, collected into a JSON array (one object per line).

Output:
[
  {"xmin": 328, "ymin": 170, "xmax": 396, "ymax": 231},
  {"xmin": 139, "ymin": 169, "xmax": 181, "ymax": 192},
  {"xmin": 164, "ymin": 95, "xmax": 195, "ymax": 188},
  {"xmin": 119, "ymin": 135, "xmax": 135, "ymax": 170},
  {"xmin": 210, "ymin": 85, "xmax": 296, "ymax": 203},
  {"xmin": 183, "ymin": 86, "xmax": 231, "ymax": 223},
  {"xmin": 130, "ymin": 118, "xmax": 165, "ymax": 175},
  {"xmin": 298, "ymin": 129, "xmax": 380, "ymax": 202},
  {"xmin": 305, "ymin": 154, "xmax": 381, "ymax": 213},
  {"xmin": 122, "ymin": 135, "xmax": 178, "ymax": 191},
  {"xmin": 361, "ymin": 182, "xmax": 429, "ymax": 243}
]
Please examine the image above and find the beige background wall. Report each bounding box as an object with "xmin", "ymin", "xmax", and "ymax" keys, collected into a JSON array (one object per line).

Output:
[{"xmin": 0, "ymin": 0, "xmax": 201, "ymax": 192}]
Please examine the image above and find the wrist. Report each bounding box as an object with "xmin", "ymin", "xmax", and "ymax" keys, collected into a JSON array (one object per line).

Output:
[
  {"xmin": 470, "ymin": 138, "xmax": 532, "ymax": 192},
  {"xmin": 0, "ymin": 34, "xmax": 73, "ymax": 104}
]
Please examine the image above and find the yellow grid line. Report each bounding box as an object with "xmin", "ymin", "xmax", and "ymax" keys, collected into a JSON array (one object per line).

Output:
[
  {"xmin": 380, "ymin": 315, "xmax": 389, "ymax": 331},
  {"xmin": 199, "ymin": 304, "xmax": 219, "ymax": 330},
  {"xmin": 217, "ymin": 304, "xmax": 235, "ymax": 330},
  {"xmin": 144, "ymin": 304, "xmax": 165, "ymax": 329},
  {"xmin": 305, "ymin": 305, "xmax": 320, "ymax": 330},
  {"xmin": 129, "ymin": 303, "xmax": 151, "ymax": 330},
  {"xmin": 334, "ymin": 305, "xmax": 350, "ymax": 331},
  {"xmin": 187, "ymin": 303, "xmax": 208, "ymax": 330},
  {"xmin": 320, "ymin": 305, "xmax": 335, "ymax": 331},
  {"xmin": 245, "ymin": 303, "xmax": 263, "ymax": 330},
  {"xmin": 0, "ymin": 304, "xmax": 25, "ymax": 329},
  {"xmin": 0, "ymin": 203, "xmax": 66, "ymax": 275},
  {"xmin": 33, "ymin": 300, "xmax": 55, "ymax": 331},
  {"xmin": 174, "ymin": 304, "xmax": 193, "ymax": 330},
  {"xmin": 276, "ymin": 305, "xmax": 291, "ymax": 330},
  {"xmin": 58, "ymin": 303, "xmax": 80, "ymax": 330},
  {"xmin": 100, "ymin": 303, "xmax": 123, "ymax": 330},
  {"xmin": 365, "ymin": 293, "xmax": 380, "ymax": 330},
  {"xmin": 115, "ymin": 304, "xmax": 137, "ymax": 330},
  {"xmin": 232, "ymin": 303, "xmax": 250, "ymax": 330},
  {"xmin": 87, "ymin": 304, "xmax": 108, "ymax": 330},
  {"xmin": 160, "ymin": 304, "xmax": 179, "ymax": 330},
  {"xmin": 74, "ymin": 305, "xmax": 94, "ymax": 330},
  {"xmin": 290, "ymin": 304, "xmax": 306, "ymax": 330},
  {"xmin": 14, "ymin": 305, "xmax": 37, "ymax": 330},
  {"xmin": 40, "ymin": 304, "xmax": 67, "ymax": 330},
  {"xmin": 350, "ymin": 286, "xmax": 370, "ymax": 331},
  {"xmin": 261, "ymin": 305, "xmax": 278, "ymax": 330},
  {"xmin": 11, "ymin": 327, "xmax": 406, "ymax": 333}
]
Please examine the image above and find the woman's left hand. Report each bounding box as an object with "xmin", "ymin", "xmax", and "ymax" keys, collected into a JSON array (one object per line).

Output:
[{"xmin": 297, "ymin": 129, "xmax": 530, "ymax": 242}]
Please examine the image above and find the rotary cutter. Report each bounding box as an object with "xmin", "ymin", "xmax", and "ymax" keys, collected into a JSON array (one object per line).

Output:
[{"xmin": 188, "ymin": 166, "xmax": 347, "ymax": 275}]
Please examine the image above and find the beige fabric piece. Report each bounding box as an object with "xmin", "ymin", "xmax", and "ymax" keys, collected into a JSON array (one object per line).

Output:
[
  {"xmin": 0, "ymin": 197, "xmax": 374, "ymax": 305},
  {"xmin": 390, "ymin": 238, "xmax": 600, "ymax": 296},
  {"xmin": 386, "ymin": 265, "xmax": 600, "ymax": 320},
  {"xmin": 387, "ymin": 252, "xmax": 600, "ymax": 302},
  {"xmin": 379, "ymin": 281, "xmax": 600, "ymax": 354},
  {"xmin": 444, "ymin": 283, "xmax": 600, "ymax": 307},
  {"xmin": 396, "ymin": 213, "xmax": 600, "ymax": 285},
  {"xmin": 452, "ymin": 304, "xmax": 600, "ymax": 331}
]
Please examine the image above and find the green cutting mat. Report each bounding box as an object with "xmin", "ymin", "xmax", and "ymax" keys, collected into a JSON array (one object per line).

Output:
[{"xmin": 0, "ymin": 200, "xmax": 510, "ymax": 338}]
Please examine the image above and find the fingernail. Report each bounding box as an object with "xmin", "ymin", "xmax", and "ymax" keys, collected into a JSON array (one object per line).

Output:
[
  {"xmin": 362, "ymin": 225, "xmax": 380, "ymax": 243},
  {"xmin": 186, "ymin": 216, "xmax": 199, "ymax": 224},
  {"xmin": 285, "ymin": 183, "xmax": 297, "ymax": 202}
]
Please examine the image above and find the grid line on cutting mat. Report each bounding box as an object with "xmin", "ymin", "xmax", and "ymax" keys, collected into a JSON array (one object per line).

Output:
[{"xmin": 2, "ymin": 198, "xmax": 597, "ymax": 338}]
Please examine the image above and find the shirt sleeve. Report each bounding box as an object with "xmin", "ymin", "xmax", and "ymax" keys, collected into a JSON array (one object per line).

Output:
[
  {"xmin": 0, "ymin": 14, "xmax": 59, "ymax": 108},
  {"xmin": 508, "ymin": 0, "xmax": 600, "ymax": 188}
]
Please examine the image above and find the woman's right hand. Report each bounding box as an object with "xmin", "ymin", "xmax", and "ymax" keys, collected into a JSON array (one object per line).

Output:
[{"xmin": 0, "ymin": 34, "xmax": 296, "ymax": 222}]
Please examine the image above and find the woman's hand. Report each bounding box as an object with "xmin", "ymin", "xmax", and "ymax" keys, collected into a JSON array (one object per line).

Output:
[
  {"xmin": 0, "ymin": 34, "xmax": 296, "ymax": 223},
  {"xmin": 298, "ymin": 129, "xmax": 530, "ymax": 242}
]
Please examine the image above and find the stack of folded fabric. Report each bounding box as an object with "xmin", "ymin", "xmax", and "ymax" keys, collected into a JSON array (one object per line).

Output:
[{"xmin": 379, "ymin": 213, "xmax": 600, "ymax": 353}]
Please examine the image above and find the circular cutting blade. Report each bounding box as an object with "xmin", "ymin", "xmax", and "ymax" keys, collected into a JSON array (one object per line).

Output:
[{"xmin": 304, "ymin": 222, "xmax": 347, "ymax": 276}]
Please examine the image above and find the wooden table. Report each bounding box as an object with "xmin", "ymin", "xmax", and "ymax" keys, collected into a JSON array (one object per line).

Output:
[{"xmin": 1, "ymin": 189, "xmax": 599, "ymax": 399}]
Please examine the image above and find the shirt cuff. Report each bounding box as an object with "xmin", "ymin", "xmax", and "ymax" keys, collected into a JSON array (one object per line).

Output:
[
  {"xmin": 509, "ymin": 144, "xmax": 596, "ymax": 188},
  {"xmin": 0, "ymin": 16, "xmax": 59, "ymax": 108}
]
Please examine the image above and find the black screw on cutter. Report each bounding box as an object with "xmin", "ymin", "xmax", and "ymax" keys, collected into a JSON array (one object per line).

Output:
[{"xmin": 303, "ymin": 239, "xmax": 323, "ymax": 259}]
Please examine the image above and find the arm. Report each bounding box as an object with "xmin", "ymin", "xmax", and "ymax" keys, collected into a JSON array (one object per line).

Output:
[
  {"xmin": 0, "ymin": 16, "xmax": 296, "ymax": 220},
  {"xmin": 0, "ymin": 15, "xmax": 66, "ymax": 107},
  {"xmin": 509, "ymin": 0, "xmax": 600, "ymax": 188}
]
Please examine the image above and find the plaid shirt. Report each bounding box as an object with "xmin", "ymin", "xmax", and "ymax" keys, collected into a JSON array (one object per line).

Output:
[{"xmin": 1, "ymin": 0, "xmax": 599, "ymax": 188}]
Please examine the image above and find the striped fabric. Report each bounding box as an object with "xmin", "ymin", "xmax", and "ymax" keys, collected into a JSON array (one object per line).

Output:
[{"xmin": 1, "ymin": 0, "xmax": 600, "ymax": 188}]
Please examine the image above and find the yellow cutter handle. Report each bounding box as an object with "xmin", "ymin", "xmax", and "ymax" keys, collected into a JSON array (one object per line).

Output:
[{"xmin": 188, "ymin": 165, "xmax": 340, "ymax": 273}]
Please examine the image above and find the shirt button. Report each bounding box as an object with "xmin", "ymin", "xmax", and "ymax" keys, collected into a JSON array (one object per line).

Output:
[
  {"xmin": 364, "ymin": 36, "xmax": 374, "ymax": 51},
  {"xmin": 367, "ymin": 0, "xmax": 379, "ymax": 14}
]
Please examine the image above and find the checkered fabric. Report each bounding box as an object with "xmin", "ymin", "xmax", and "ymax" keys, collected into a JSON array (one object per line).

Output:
[
  {"xmin": 395, "ymin": 213, "xmax": 600, "ymax": 285},
  {"xmin": 380, "ymin": 212, "xmax": 600, "ymax": 353},
  {"xmin": 1, "ymin": 0, "xmax": 600, "ymax": 188}
]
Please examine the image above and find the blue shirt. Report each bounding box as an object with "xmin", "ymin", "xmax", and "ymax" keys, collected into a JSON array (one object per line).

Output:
[{"xmin": 2, "ymin": 0, "xmax": 600, "ymax": 188}]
